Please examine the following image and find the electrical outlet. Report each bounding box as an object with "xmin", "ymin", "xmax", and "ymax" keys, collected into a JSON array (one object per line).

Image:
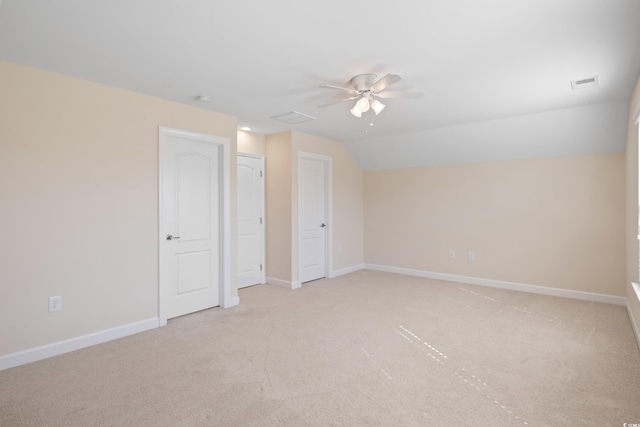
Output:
[
  {"xmin": 467, "ymin": 252, "xmax": 475, "ymax": 261},
  {"xmin": 449, "ymin": 250, "xmax": 455, "ymax": 259},
  {"xmin": 49, "ymin": 296, "xmax": 62, "ymax": 312}
]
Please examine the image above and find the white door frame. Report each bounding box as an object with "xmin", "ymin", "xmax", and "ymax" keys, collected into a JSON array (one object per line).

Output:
[
  {"xmin": 237, "ymin": 152, "xmax": 266, "ymax": 287},
  {"xmin": 297, "ymin": 151, "xmax": 333, "ymax": 286},
  {"xmin": 158, "ymin": 126, "xmax": 235, "ymax": 327}
]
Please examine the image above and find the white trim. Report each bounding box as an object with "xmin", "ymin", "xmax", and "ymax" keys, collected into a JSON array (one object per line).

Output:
[
  {"xmin": 220, "ymin": 130, "xmax": 233, "ymax": 309},
  {"xmin": 237, "ymin": 153, "xmax": 267, "ymax": 287},
  {"xmin": 630, "ymin": 283, "xmax": 640, "ymax": 351},
  {"xmin": 266, "ymin": 276, "xmax": 300, "ymax": 289},
  {"xmin": 224, "ymin": 296, "xmax": 240, "ymax": 308},
  {"xmin": 266, "ymin": 277, "xmax": 290, "ymax": 288},
  {"xmin": 330, "ymin": 263, "xmax": 365, "ymax": 278},
  {"xmin": 365, "ymin": 264, "xmax": 627, "ymax": 306},
  {"xmin": 158, "ymin": 127, "xmax": 233, "ymax": 324},
  {"xmin": 0, "ymin": 318, "xmax": 159, "ymax": 372},
  {"xmin": 627, "ymin": 303, "xmax": 640, "ymax": 352},
  {"xmin": 297, "ymin": 152, "xmax": 333, "ymax": 284},
  {"xmin": 629, "ymin": 307, "xmax": 640, "ymax": 352}
]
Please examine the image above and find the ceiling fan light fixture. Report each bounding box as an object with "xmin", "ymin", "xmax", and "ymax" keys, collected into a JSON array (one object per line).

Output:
[
  {"xmin": 356, "ymin": 97, "xmax": 370, "ymax": 112},
  {"xmin": 371, "ymin": 99, "xmax": 385, "ymax": 115},
  {"xmin": 318, "ymin": 73, "xmax": 419, "ymax": 118}
]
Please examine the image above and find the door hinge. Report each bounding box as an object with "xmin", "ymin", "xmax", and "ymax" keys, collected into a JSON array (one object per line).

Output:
[
  {"xmin": 260, "ymin": 264, "xmax": 263, "ymax": 271},
  {"xmin": 260, "ymin": 217, "xmax": 262, "ymax": 224},
  {"xmin": 260, "ymin": 170, "xmax": 263, "ymax": 178}
]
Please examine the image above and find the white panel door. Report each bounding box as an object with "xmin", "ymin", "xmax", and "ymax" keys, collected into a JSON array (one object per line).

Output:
[
  {"xmin": 237, "ymin": 154, "xmax": 264, "ymax": 288},
  {"xmin": 162, "ymin": 135, "xmax": 220, "ymax": 318},
  {"xmin": 299, "ymin": 157, "xmax": 327, "ymax": 283}
]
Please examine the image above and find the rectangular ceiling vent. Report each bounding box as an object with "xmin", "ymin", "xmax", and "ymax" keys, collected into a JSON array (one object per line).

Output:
[
  {"xmin": 571, "ymin": 76, "xmax": 599, "ymax": 90},
  {"xmin": 271, "ymin": 111, "xmax": 316, "ymax": 125}
]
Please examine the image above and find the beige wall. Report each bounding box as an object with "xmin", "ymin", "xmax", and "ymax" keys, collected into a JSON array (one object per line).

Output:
[
  {"xmin": 3, "ymin": 57, "xmax": 633, "ymax": 358},
  {"xmin": 0, "ymin": 60, "xmax": 238, "ymax": 356},
  {"xmin": 625, "ymin": 74, "xmax": 640, "ymax": 342},
  {"xmin": 238, "ymin": 130, "xmax": 266, "ymax": 156},
  {"xmin": 264, "ymin": 131, "xmax": 365, "ymax": 284},
  {"xmin": 365, "ymin": 153, "xmax": 625, "ymax": 296},
  {"xmin": 265, "ymin": 132, "xmax": 293, "ymax": 282}
]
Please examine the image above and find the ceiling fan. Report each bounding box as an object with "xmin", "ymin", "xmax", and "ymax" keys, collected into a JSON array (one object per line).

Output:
[{"xmin": 318, "ymin": 74, "xmax": 423, "ymax": 118}]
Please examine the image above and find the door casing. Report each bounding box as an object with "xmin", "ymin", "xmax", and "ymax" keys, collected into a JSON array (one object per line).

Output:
[
  {"xmin": 297, "ymin": 151, "xmax": 333, "ymax": 286},
  {"xmin": 237, "ymin": 152, "xmax": 266, "ymax": 288},
  {"xmin": 158, "ymin": 126, "xmax": 235, "ymax": 326}
]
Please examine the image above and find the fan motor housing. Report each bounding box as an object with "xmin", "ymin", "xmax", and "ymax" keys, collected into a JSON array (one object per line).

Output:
[{"xmin": 350, "ymin": 74, "xmax": 378, "ymax": 91}]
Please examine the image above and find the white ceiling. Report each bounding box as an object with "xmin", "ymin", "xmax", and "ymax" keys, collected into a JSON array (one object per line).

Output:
[{"xmin": 0, "ymin": 0, "xmax": 638, "ymax": 170}]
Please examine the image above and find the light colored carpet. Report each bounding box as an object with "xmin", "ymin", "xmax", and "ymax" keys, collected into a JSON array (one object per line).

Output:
[{"xmin": 1, "ymin": 270, "xmax": 639, "ymax": 426}]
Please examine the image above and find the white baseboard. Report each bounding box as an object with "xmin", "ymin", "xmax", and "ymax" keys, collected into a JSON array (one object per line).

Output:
[
  {"xmin": 267, "ymin": 276, "xmax": 300, "ymax": 290},
  {"xmin": 627, "ymin": 301, "xmax": 640, "ymax": 352},
  {"xmin": 223, "ymin": 296, "xmax": 240, "ymax": 308},
  {"xmin": 628, "ymin": 283, "xmax": 640, "ymax": 351},
  {"xmin": 0, "ymin": 317, "xmax": 160, "ymax": 372},
  {"xmin": 364, "ymin": 264, "xmax": 627, "ymax": 306},
  {"xmin": 330, "ymin": 263, "xmax": 365, "ymax": 278}
]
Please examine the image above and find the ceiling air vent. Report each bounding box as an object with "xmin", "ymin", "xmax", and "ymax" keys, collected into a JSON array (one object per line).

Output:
[
  {"xmin": 271, "ymin": 111, "xmax": 316, "ymax": 124},
  {"xmin": 571, "ymin": 76, "xmax": 598, "ymax": 90}
]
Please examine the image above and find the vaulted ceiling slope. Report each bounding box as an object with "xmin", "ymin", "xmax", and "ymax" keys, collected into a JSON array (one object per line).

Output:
[{"xmin": 0, "ymin": 0, "xmax": 638, "ymax": 170}]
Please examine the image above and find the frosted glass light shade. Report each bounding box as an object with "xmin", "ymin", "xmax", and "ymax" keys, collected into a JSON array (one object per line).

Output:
[
  {"xmin": 371, "ymin": 99, "xmax": 385, "ymax": 115},
  {"xmin": 350, "ymin": 105, "xmax": 362, "ymax": 117},
  {"xmin": 356, "ymin": 97, "xmax": 370, "ymax": 112}
]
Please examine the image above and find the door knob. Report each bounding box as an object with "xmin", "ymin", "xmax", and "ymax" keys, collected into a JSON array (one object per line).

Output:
[
  {"xmin": 320, "ymin": 223, "xmax": 326, "ymax": 228},
  {"xmin": 166, "ymin": 234, "xmax": 181, "ymax": 240}
]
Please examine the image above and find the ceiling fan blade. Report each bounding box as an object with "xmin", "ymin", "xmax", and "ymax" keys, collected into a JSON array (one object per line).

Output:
[
  {"xmin": 319, "ymin": 84, "xmax": 359, "ymax": 94},
  {"xmin": 376, "ymin": 91, "xmax": 424, "ymax": 99},
  {"xmin": 371, "ymin": 74, "xmax": 402, "ymax": 92},
  {"xmin": 317, "ymin": 96, "xmax": 360, "ymax": 108}
]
